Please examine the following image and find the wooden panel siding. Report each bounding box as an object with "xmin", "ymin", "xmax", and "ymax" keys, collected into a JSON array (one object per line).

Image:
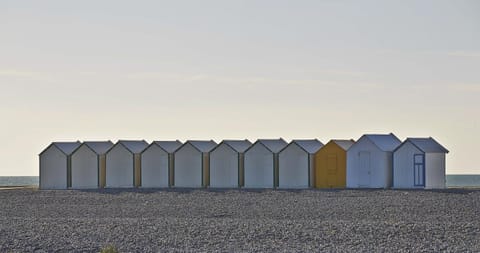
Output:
[
  {"xmin": 315, "ymin": 141, "xmax": 347, "ymax": 189},
  {"xmin": 99, "ymin": 154, "xmax": 106, "ymax": 188},
  {"xmin": 134, "ymin": 154, "xmax": 141, "ymax": 187}
]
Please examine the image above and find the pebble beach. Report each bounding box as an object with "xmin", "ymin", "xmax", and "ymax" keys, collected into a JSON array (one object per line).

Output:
[{"xmin": 0, "ymin": 188, "xmax": 479, "ymax": 252}]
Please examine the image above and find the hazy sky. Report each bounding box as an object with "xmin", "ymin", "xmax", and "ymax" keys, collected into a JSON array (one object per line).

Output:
[{"xmin": 1, "ymin": 0, "xmax": 479, "ymax": 176}]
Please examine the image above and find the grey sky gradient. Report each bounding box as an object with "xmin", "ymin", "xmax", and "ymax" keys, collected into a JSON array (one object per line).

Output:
[{"xmin": 1, "ymin": 0, "xmax": 479, "ymax": 175}]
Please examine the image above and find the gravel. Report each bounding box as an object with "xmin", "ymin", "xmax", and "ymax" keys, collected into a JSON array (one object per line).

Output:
[{"xmin": 0, "ymin": 188, "xmax": 479, "ymax": 252}]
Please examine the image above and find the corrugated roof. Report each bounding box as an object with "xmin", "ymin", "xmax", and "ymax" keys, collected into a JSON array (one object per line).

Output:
[
  {"xmin": 407, "ymin": 138, "xmax": 449, "ymax": 153},
  {"xmin": 188, "ymin": 140, "xmax": 217, "ymax": 152},
  {"xmin": 53, "ymin": 142, "xmax": 81, "ymax": 155},
  {"xmin": 223, "ymin": 140, "xmax": 252, "ymax": 152},
  {"xmin": 84, "ymin": 141, "xmax": 113, "ymax": 154},
  {"xmin": 258, "ymin": 139, "xmax": 288, "ymax": 153},
  {"xmin": 332, "ymin": 140, "xmax": 355, "ymax": 151},
  {"xmin": 153, "ymin": 140, "xmax": 183, "ymax": 153},
  {"xmin": 293, "ymin": 139, "xmax": 324, "ymax": 154},
  {"xmin": 364, "ymin": 133, "xmax": 401, "ymax": 152},
  {"xmin": 118, "ymin": 140, "xmax": 149, "ymax": 153}
]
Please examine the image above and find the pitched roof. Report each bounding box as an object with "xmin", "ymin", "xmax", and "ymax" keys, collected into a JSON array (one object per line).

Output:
[
  {"xmin": 188, "ymin": 140, "xmax": 217, "ymax": 152},
  {"xmin": 364, "ymin": 133, "xmax": 401, "ymax": 152},
  {"xmin": 332, "ymin": 140, "xmax": 355, "ymax": 151},
  {"xmin": 257, "ymin": 139, "xmax": 288, "ymax": 153},
  {"xmin": 406, "ymin": 137, "xmax": 449, "ymax": 153},
  {"xmin": 292, "ymin": 139, "xmax": 324, "ymax": 154},
  {"xmin": 51, "ymin": 141, "xmax": 82, "ymax": 155},
  {"xmin": 152, "ymin": 140, "xmax": 183, "ymax": 153},
  {"xmin": 117, "ymin": 140, "xmax": 149, "ymax": 153},
  {"xmin": 222, "ymin": 140, "xmax": 252, "ymax": 152},
  {"xmin": 83, "ymin": 141, "xmax": 114, "ymax": 155}
]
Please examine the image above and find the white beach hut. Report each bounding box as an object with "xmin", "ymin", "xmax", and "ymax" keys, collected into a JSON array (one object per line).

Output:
[
  {"xmin": 347, "ymin": 133, "xmax": 401, "ymax": 188},
  {"xmin": 141, "ymin": 140, "xmax": 182, "ymax": 188},
  {"xmin": 244, "ymin": 139, "xmax": 288, "ymax": 189},
  {"xmin": 393, "ymin": 137, "xmax": 449, "ymax": 189},
  {"xmin": 71, "ymin": 141, "xmax": 113, "ymax": 189},
  {"xmin": 278, "ymin": 139, "xmax": 323, "ymax": 189},
  {"xmin": 209, "ymin": 140, "xmax": 252, "ymax": 188},
  {"xmin": 39, "ymin": 141, "xmax": 81, "ymax": 189},
  {"xmin": 105, "ymin": 140, "xmax": 148, "ymax": 188},
  {"xmin": 174, "ymin": 140, "xmax": 217, "ymax": 188}
]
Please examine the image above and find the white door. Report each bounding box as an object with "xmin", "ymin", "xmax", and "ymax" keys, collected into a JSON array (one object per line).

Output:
[{"xmin": 359, "ymin": 151, "xmax": 371, "ymax": 187}]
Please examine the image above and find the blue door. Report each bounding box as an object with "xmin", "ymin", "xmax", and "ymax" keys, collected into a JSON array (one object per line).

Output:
[{"xmin": 414, "ymin": 154, "xmax": 425, "ymax": 187}]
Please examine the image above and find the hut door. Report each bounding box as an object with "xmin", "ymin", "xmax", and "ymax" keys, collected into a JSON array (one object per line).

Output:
[
  {"xmin": 327, "ymin": 154, "xmax": 337, "ymax": 187},
  {"xmin": 359, "ymin": 151, "xmax": 371, "ymax": 187},
  {"xmin": 414, "ymin": 154, "xmax": 425, "ymax": 187}
]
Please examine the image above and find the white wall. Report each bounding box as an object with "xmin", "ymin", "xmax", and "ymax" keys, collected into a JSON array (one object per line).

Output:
[
  {"xmin": 393, "ymin": 142, "xmax": 422, "ymax": 188},
  {"xmin": 141, "ymin": 145, "xmax": 169, "ymax": 188},
  {"xmin": 40, "ymin": 146, "xmax": 67, "ymax": 189},
  {"xmin": 174, "ymin": 143, "xmax": 202, "ymax": 187},
  {"xmin": 106, "ymin": 145, "xmax": 134, "ymax": 188},
  {"xmin": 278, "ymin": 144, "xmax": 309, "ymax": 189},
  {"xmin": 426, "ymin": 153, "xmax": 446, "ymax": 189},
  {"xmin": 347, "ymin": 138, "xmax": 392, "ymax": 188},
  {"xmin": 210, "ymin": 144, "xmax": 238, "ymax": 188},
  {"xmin": 71, "ymin": 145, "xmax": 98, "ymax": 189},
  {"xmin": 244, "ymin": 144, "xmax": 274, "ymax": 188}
]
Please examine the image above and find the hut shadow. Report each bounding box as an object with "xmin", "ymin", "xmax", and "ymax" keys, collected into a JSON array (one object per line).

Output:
[
  {"xmin": 75, "ymin": 187, "xmax": 277, "ymax": 195},
  {"xmin": 76, "ymin": 187, "xmax": 239, "ymax": 195},
  {"xmin": 275, "ymin": 188, "xmax": 315, "ymax": 193},
  {"xmin": 75, "ymin": 187, "xmax": 195, "ymax": 195},
  {"xmin": 73, "ymin": 187, "xmax": 480, "ymax": 195}
]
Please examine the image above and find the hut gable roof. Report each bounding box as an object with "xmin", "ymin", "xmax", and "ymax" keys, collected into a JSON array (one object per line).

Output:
[
  {"xmin": 406, "ymin": 137, "xmax": 449, "ymax": 153},
  {"xmin": 222, "ymin": 140, "xmax": 252, "ymax": 153},
  {"xmin": 332, "ymin": 140, "xmax": 355, "ymax": 151},
  {"xmin": 152, "ymin": 140, "xmax": 183, "ymax": 153},
  {"xmin": 187, "ymin": 140, "xmax": 217, "ymax": 152},
  {"xmin": 363, "ymin": 133, "xmax": 401, "ymax": 152},
  {"xmin": 54, "ymin": 142, "xmax": 82, "ymax": 155},
  {"xmin": 117, "ymin": 140, "xmax": 149, "ymax": 154},
  {"xmin": 256, "ymin": 139, "xmax": 288, "ymax": 153},
  {"xmin": 83, "ymin": 141, "xmax": 114, "ymax": 155},
  {"xmin": 40, "ymin": 141, "xmax": 81, "ymax": 156},
  {"xmin": 292, "ymin": 139, "xmax": 324, "ymax": 154}
]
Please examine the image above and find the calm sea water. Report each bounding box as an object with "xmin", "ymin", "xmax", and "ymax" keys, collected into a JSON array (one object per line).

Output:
[
  {"xmin": 0, "ymin": 176, "xmax": 38, "ymax": 186},
  {"xmin": 446, "ymin": 175, "xmax": 480, "ymax": 187},
  {"xmin": 0, "ymin": 175, "xmax": 479, "ymax": 187}
]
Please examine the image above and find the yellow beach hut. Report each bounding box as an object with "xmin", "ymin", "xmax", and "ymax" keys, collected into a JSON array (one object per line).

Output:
[{"xmin": 314, "ymin": 140, "xmax": 355, "ymax": 188}]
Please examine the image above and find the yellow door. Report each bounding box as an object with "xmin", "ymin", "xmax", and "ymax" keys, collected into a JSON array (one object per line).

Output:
[{"xmin": 327, "ymin": 154, "xmax": 337, "ymax": 188}]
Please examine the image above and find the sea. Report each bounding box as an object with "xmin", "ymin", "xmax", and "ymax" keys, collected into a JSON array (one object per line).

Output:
[
  {"xmin": 0, "ymin": 175, "xmax": 479, "ymax": 188},
  {"xmin": 0, "ymin": 176, "xmax": 38, "ymax": 187}
]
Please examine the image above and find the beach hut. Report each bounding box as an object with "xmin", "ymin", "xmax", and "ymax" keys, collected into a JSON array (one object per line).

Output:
[
  {"xmin": 209, "ymin": 140, "xmax": 252, "ymax": 188},
  {"xmin": 244, "ymin": 139, "xmax": 288, "ymax": 188},
  {"xmin": 141, "ymin": 140, "xmax": 182, "ymax": 188},
  {"xmin": 314, "ymin": 140, "xmax": 355, "ymax": 189},
  {"xmin": 39, "ymin": 141, "xmax": 81, "ymax": 189},
  {"xmin": 174, "ymin": 140, "xmax": 217, "ymax": 188},
  {"xmin": 71, "ymin": 141, "xmax": 113, "ymax": 189},
  {"xmin": 393, "ymin": 137, "xmax": 449, "ymax": 189},
  {"xmin": 278, "ymin": 139, "xmax": 323, "ymax": 189},
  {"xmin": 105, "ymin": 140, "xmax": 148, "ymax": 188},
  {"xmin": 347, "ymin": 133, "xmax": 401, "ymax": 188}
]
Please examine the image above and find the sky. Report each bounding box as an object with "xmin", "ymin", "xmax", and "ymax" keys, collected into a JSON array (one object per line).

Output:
[{"xmin": 1, "ymin": 0, "xmax": 479, "ymax": 176}]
